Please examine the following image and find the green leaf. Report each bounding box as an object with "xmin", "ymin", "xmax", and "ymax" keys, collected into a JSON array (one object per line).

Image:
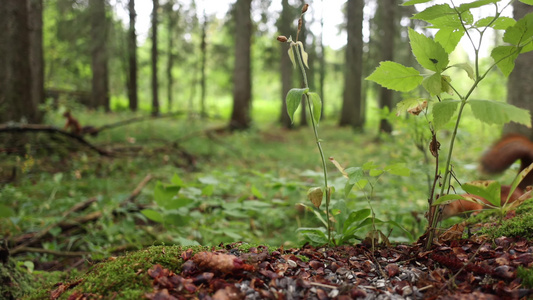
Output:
[
  {"xmin": 285, "ymin": 88, "xmax": 308, "ymax": 123},
  {"xmin": 369, "ymin": 169, "xmax": 384, "ymax": 177},
  {"xmin": 520, "ymin": 0, "xmax": 533, "ymax": 4},
  {"xmin": 432, "ymin": 99, "xmax": 460, "ymax": 129},
  {"xmin": 432, "ymin": 194, "xmax": 468, "ymax": 206},
  {"xmin": 342, "ymin": 209, "xmax": 371, "ymax": 234},
  {"xmin": 507, "ymin": 163, "xmax": 533, "ymax": 202},
  {"xmin": 468, "ymin": 99, "xmax": 531, "ymax": 127},
  {"xmin": 141, "ymin": 209, "xmax": 164, "ymax": 223},
  {"xmin": 503, "ymin": 12, "xmax": 533, "ymax": 46},
  {"xmin": 385, "ymin": 163, "xmax": 411, "ymax": 176},
  {"xmin": 288, "ymin": 47, "xmax": 296, "ymax": 68},
  {"xmin": 154, "ymin": 182, "xmax": 181, "ymax": 209},
  {"xmin": 251, "ymin": 185, "xmax": 264, "ymax": 199},
  {"xmin": 0, "ymin": 204, "xmax": 14, "ymax": 218},
  {"xmin": 402, "ymin": 0, "xmax": 431, "ymax": 5},
  {"xmin": 422, "ymin": 73, "xmax": 443, "ymax": 95},
  {"xmin": 458, "ymin": 0, "xmax": 498, "ymax": 12},
  {"xmin": 475, "ymin": 16, "xmax": 516, "ymax": 29},
  {"xmin": 409, "ymin": 28, "xmax": 449, "ymax": 72},
  {"xmin": 366, "ymin": 61, "xmax": 423, "ymax": 92},
  {"xmin": 395, "ymin": 98, "xmax": 429, "ymax": 116},
  {"xmin": 308, "ymin": 92, "xmax": 322, "ymax": 124},
  {"xmin": 435, "ymin": 28, "xmax": 464, "ymax": 53},
  {"xmin": 346, "ymin": 167, "xmax": 364, "ymax": 184},
  {"xmin": 297, "ymin": 228, "xmax": 329, "ymax": 245},
  {"xmin": 296, "ymin": 42, "xmax": 309, "ymax": 69},
  {"xmin": 451, "ymin": 63, "xmax": 475, "ymax": 80},
  {"xmin": 462, "ymin": 181, "xmax": 501, "ymax": 207},
  {"xmin": 171, "ymin": 174, "xmax": 185, "ymax": 186},
  {"xmin": 429, "ymin": 11, "xmax": 473, "ymax": 28},
  {"xmin": 412, "ymin": 4, "xmax": 455, "ymax": 21},
  {"xmin": 491, "ymin": 46, "xmax": 519, "ymax": 77}
]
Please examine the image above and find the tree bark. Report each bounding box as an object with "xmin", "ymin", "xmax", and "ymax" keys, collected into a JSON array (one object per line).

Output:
[
  {"xmin": 151, "ymin": 0, "xmax": 160, "ymax": 116},
  {"xmin": 278, "ymin": 0, "xmax": 293, "ymax": 129},
  {"xmin": 229, "ymin": 0, "xmax": 253, "ymax": 130},
  {"xmin": 28, "ymin": 0, "xmax": 44, "ymax": 123},
  {"xmin": 503, "ymin": 2, "xmax": 533, "ymax": 139},
  {"xmin": 166, "ymin": 1, "xmax": 175, "ymax": 112},
  {"xmin": 378, "ymin": 0, "xmax": 395, "ymax": 134},
  {"xmin": 89, "ymin": 0, "xmax": 109, "ymax": 111},
  {"xmin": 200, "ymin": 11, "xmax": 208, "ymax": 118},
  {"xmin": 339, "ymin": 0, "xmax": 364, "ymax": 129},
  {"xmin": 128, "ymin": 0, "xmax": 138, "ymax": 112},
  {"xmin": 318, "ymin": 1, "xmax": 326, "ymax": 120},
  {"xmin": 0, "ymin": 0, "xmax": 37, "ymax": 123},
  {"xmin": 299, "ymin": 0, "xmax": 308, "ymax": 127}
]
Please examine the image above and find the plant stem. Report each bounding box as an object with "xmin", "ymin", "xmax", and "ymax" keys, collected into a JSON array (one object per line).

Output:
[{"xmin": 293, "ymin": 44, "xmax": 331, "ymax": 244}]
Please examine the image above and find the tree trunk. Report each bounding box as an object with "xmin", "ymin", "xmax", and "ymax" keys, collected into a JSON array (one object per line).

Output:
[
  {"xmin": 200, "ymin": 11, "xmax": 208, "ymax": 118},
  {"xmin": 503, "ymin": 2, "xmax": 533, "ymax": 139},
  {"xmin": 166, "ymin": 1, "xmax": 175, "ymax": 112},
  {"xmin": 299, "ymin": 0, "xmax": 308, "ymax": 127},
  {"xmin": 378, "ymin": 0, "xmax": 395, "ymax": 134},
  {"xmin": 127, "ymin": 0, "xmax": 138, "ymax": 112},
  {"xmin": 0, "ymin": 0, "xmax": 36, "ymax": 123},
  {"xmin": 90, "ymin": 0, "xmax": 109, "ymax": 111},
  {"xmin": 229, "ymin": 0, "xmax": 253, "ymax": 130},
  {"xmin": 339, "ymin": 0, "xmax": 364, "ymax": 129},
  {"xmin": 318, "ymin": 1, "xmax": 326, "ymax": 120},
  {"xmin": 28, "ymin": 0, "xmax": 44, "ymax": 123},
  {"xmin": 151, "ymin": 0, "xmax": 160, "ymax": 116},
  {"xmin": 278, "ymin": 0, "xmax": 293, "ymax": 129}
]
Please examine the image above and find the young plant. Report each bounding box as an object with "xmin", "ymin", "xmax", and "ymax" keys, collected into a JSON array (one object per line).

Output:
[
  {"xmin": 277, "ymin": 4, "xmax": 332, "ymax": 244},
  {"xmin": 366, "ymin": 0, "xmax": 533, "ymax": 248}
]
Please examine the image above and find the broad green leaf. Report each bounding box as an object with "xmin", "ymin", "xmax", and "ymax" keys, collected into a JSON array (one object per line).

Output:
[
  {"xmin": 141, "ymin": 209, "xmax": 164, "ymax": 223},
  {"xmin": 251, "ymin": 185, "xmax": 264, "ymax": 199},
  {"xmin": 468, "ymin": 99, "xmax": 531, "ymax": 127},
  {"xmin": 451, "ymin": 63, "xmax": 474, "ymax": 80},
  {"xmin": 503, "ymin": 13, "xmax": 533, "ymax": 46},
  {"xmin": 171, "ymin": 174, "xmax": 185, "ymax": 186},
  {"xmin": 432, "ymin": 194, "xmax": 468, "ymax": 205},
  {"xmin": 422, "ymin": 73, "xmax": 442, "ymax": 95},
  {"xmin": 432, "ymin": 99, "xmax": 460, "ymax": 129},
  {"xmin": 458, "ymin": 0, "xmax": 498, "ymax": 12},
  {"xmin": 366, "ymin": 61, "xmax": 423, "ymax": 92},
  {"xmin": 369, "ymin": 169, "xmax": 384, "ymax": 177},
  {"xmin": 475, "ymin": 16, "xmax": 516, "ymax": 29},
  {"xmin": 491, "ymin": 46, "xmax": 519, "ymax": 77},
  {"xmin": 362, "ymin": 161, "xmax": 379, "ymax": 171},
  {"xmin": 435, "ymin": 28, "xmax": 464, "ymax": 53},
  {"xmin": 297, "ymin": 228, "xmax": 329, "ymax": 245},
  {"xmin": 308, "ymin": 92, "xmax": 322, "ymax": 124},
  {"xmin": 441, "ymin": 75, "xmax": 453, "ymax": 95},
  {"xmin": 396, "ymin": 98, "xmax": 429, "ymax": 116},
  {"xmin": 296, "ymin": 41, "xmax": 309, "ymax": 69},
  {"xmin": 520, "ymin": 0, "xmax": 533, "ymax": 4},
  {"xmin": 462, "ymin": 181, "xmax": 501, "ymax": 207},
  {"xmin": 507, "ymin": 162, "xmax": 533, "ymax": 202},
  {"xmin": 307, "ymin": 187, "xmax": 324, "ymax": 208},
  {"xmin": 164, "ymin": 197, "xmax": 195, "ymax": 210},
  {"xmin": 288, "ymin": 47, "xmax": 296, "ymax": 68},
  {"xmin": 154, "ymin": 182, "xmax": 181, "ymax": 209},
  {"xmin": 385, "ymin": 163, "xmax": 410, "ymax": 176},
  {"xmin": 285, "ymin": 88, "xmax": 308, "ymax": 123},
  {"xmin": 402, "ymin": 0, "xmax": 431, "ymax": 5},
  {"xmin": 412, "ymin": 4, "xmax": 455, "ymax": 21},
  {"xmin": 346, "ymin": 167, "xmax": 364, "ymax": 184},
  {"xmin": 409, "ymin": 28, "xmax": 449, "ymax": 72},
  {"xmin": 429, "ymin": 11, "xmax": 473, "ymax": 28},
  {"xmin": 342, "ymin": 209, "xmax": 371, "ymax": 234}
]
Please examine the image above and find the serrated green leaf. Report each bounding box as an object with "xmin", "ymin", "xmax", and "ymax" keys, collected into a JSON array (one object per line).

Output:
[
  {"xmin": 422, "ymin": 73, "xmax": 442, "ymax": 95},
  {"xmin": 462, "ymin": 181, "xmax": 501, "ymax": 207},
  {"xmin": 412, "ymin": 4, "xmax": 455, "ymax": 21},
  {"xmin": 409, "ymin": 28, "xmax": 449, "ymax": 72},
  {"xmin": 503, "ymin": 12, "xmax": 533, "ymax": 46},
  {"xmin": 432, "ymin": 99, "xmax": 460, "ymax": 129},
  {"xmin": 429, "ymin": 10, "xmax": 473, "ymax": 28},
  {"xmin": 308, "ymin": 92, "xmax": 322, "ymax": 124},
  {"xmin": 365, "ymin": 61, "xmax": 423, "ymax": 92},
  {"xmin": 402, "ymin": 0, "xmax": 431, "ymax": 5},
  {"xmin": 385, "ymin": 163, "xmax": 411, "ymax": 176},
  {"xmin": 491, "ymin": 45, "xmax": 519, "ymax": 77},
  {"xmin": 296, "ymin": 41, "xmax": 309, "ymax": 69},
  {"xmin": 141, "ymin": 209, "xmax": 164, "ymax": 223},
  {"xmin": 475, "ymin": 16, "xmax": 516, "ymax": 29},
  {"xmin": 451, "ymin": 63, "xmax": 475, "ymax": 80},
  {"xmin": 458, "ymin": 0, "xmax": 498, "ymax": 12},
  {"xmin": 468, "ymin": 99, "xmax": 531, "ymax": 127},
  {"xmin": 435, "ymin": 28, "xmax": 464, "ymax": 53},
  {"xmin": 286, "ymin": 88, "xmax": 308, "ymax": 123}
]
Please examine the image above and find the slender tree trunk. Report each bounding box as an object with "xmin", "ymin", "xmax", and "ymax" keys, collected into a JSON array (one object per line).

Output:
[
  {"xmin": 166, "ymin": 1, "xmax": 175, "ymax": 112},
  {"xmin": 318, "ymin": 1, "xmax": 326, "ymax": 120},
  {"xmin": 339, "ymin": 0, "xmax": 364, "ymax": 128},
  {"xmin": 0, "ymin": 0, "xmax": 35, "ymax": 123},
  {"xmin": 503, "ymin": 2, "xmax": 533, "ymax": 139},
  {"xmin": 278, "ymin": 0, "xmax": 293, "ymax": 128},
  {"xmin": 151, "ymin": 0, "xmax": 160, "ymax": 116},
  {"xmin": 90, "ymin": 0, "xmax": 109, "ymax": 111},
  {"xmin": 229, "ymin": 0, "xmax": 253, "ymax": 130},
  {"xmin": 200, "ymin": 11, "xmax": 208, "ymax": 118},
  {"xmin": 28, "ymin": 0, "xmax": 44, "ymax": 123},
  {"xmin": 128, "ymin": 0, "xmax": 138, "ymax": 112},
  {"xmin": 378, "ymin": 0, "xmax": 395, "ymax": 134},
  {"xmin": 299, "ymin": 0, "xmax": 308, "ymax": 127}
]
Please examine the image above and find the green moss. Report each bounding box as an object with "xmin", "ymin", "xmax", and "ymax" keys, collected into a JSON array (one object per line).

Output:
[
  {"xmin": 296, "ymin": 255, "xmax": 309, "ymax": 262},
  {"xmin": 517, "ymin": 266, "xmax": 533, "ymax": 288},
  {"xmin": 1, "ymin": 258, "xmax": 33, "ymax": 300}
]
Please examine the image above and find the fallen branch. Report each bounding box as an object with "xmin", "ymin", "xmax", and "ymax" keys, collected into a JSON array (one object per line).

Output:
[{"xmin": 0, "ymin": 124, "xmax": 109, "ymax": 156}]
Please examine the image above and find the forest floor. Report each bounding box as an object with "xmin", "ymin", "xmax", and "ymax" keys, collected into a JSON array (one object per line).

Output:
[{"xmin": 2, "ymin": 112, "xmax": 533, "ymax": 299}]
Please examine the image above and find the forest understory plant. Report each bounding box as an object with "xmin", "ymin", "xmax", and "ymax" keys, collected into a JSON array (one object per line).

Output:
[{"xmin": 366, "ymin": 0, "xmax": 533, "ymax": 249}]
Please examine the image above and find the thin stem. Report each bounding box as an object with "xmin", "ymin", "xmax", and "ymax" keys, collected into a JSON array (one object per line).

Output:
[{"xmin": 293, "ymin": 43, "xmax": 331, "ymax": 244}]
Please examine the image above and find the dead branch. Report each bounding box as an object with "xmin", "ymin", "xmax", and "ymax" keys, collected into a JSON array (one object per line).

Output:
[
  {"xmin": 0, "ymin": 124, "xmax": 109, "ymax": 156},
  {"xmin": 95, "ymin": 111, "xmax": 187, "ymax": 134}
]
